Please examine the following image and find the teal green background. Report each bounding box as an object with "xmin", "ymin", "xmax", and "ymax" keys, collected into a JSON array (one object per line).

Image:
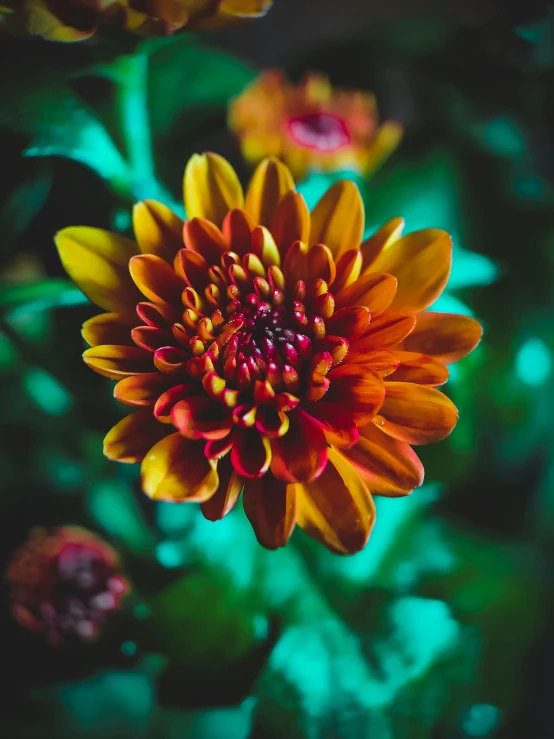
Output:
[{"xmin": 0, "ymin": 1, "xmax": 553, "ymax": 737}]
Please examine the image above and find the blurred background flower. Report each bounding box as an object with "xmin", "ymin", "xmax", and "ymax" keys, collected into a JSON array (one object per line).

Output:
[
  {"xmin": 229, "ymin": 70, "xmax": 402, "ymax": 179},
  {"xmin": 0, "ymin": 0, "xmax": 553, "ymax": 737}
]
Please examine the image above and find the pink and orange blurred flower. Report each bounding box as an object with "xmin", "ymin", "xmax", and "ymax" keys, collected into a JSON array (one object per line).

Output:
[
  {"xmin": 55, "ymin": 153, "xmax": 482, "ymax": 554},
  {"xmin": 229, "ymin": 70, "xmax": 403, "ymax": 180},
  {"xmin": 5, "ymin": 526, "xmax": 128, "ymax": 644},
  {"xmin": 0, "ymin": 0, "xmax": 272, "ymax": 42}
]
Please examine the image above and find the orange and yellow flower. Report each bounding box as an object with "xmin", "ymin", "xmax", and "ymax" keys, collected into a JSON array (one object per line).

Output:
[
  {"xmin": 55, "ymin": 154, "xmax": 482, "ymax": 554},
  {"xmin": 0, "ymin": 0, "xmax": 272, "ymax": 42},
  {"xmin": 5, "ymin": 526, "xmax": 128, "ymax": 644},
  {"xmin": 229, "ymin": 70, "xmax": 403, "ymax": 180}
]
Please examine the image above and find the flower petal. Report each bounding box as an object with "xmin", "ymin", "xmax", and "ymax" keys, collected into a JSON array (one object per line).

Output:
[
  {"xmin": 245, "ymin": 157, "xmax": 295, "ymax": 227},
  {"xmin": 389, "ymin": 351, "xmax": 449, "ymax": 386},
  {"xmin": 55, "ymin": 227, "xmax": 140, "ymax": 316},
  {"xmin": 360, "ymin": 217, "xmax": 404, "ymax": 273},
  {"xmin": 375, "ymin": 382, "xmax": 458, "ymax": 444},
  {"xmin": 270, "ymin": 409, "xmax": 328, "ymax": 483},
  {"xmin": 114, "ymin": 373, "xmax": 173, "ymax": 407},
  {"xmin": 370, "ymin": 228, "xmax": 452, "ymax": 312},
  {"xmin": 103, "ymin": 409, "xmax": 168, "ymax": 464},
  {"xmin": 172, "ymin": 396, "xmax": 233, "ymax": 440},
  {"xmin": 82, "ymin": 313, "xmax": 135, "ymax": 347},
  {"xmin": 129, "ymin": 254, "xmax": 184, "ymax": 306},
  {"xmin": 133, "ymin": 200, "xmax": 184, "ymax": 263},
  {"xmin": 296, "ymin": 449, "xmax": 375, "ymax": 554},
  {"xmin": 243, "ymin": 474, "xmax": 296, "ymax": 550},
  {"xmin": 325, "ymin": 306, "xmax": 370, "ymax": 341},
  {"xmin": 349, "ymin": 312, "xmax": 416, "ymax": 358},
  {"xmin": 141, "ymin": 433, "xmax": 219, "ymax": 502},
  {"xmin": 231, "ymin": 427, "xmax": 272, "ymax": 478},
  {"xmin": 184, "ymin": 152, "xmax": 244, "ymax": 227},
  {"xmin": 309, "ymin": 180, "xmax": 364, "ymax": 259},
  {"xmin": 325, "ymin": 364, "xmax": 385, "ymax": 425},
  {"xmin": 201, "ymin": 455, "xmax": 243, "ymax": 521},
  {"xmin": 270, "ymin": 191, "xmax": 310, "ymax": 259},
  {"xmin": 83, "ymin": 345, "xmax": 152, "ymax": 380},
  {"xmin": 331, "ymin": 249, "xmax": 362, "ymax": 294},
  {"xmin": 334, "ymin": 272, "xmax": 397, "ymax": 314},
  {"xmin": 341, "ymin": 422, "xmax": 424, "ymax": 496},
  {"xmin": 184, "ymin": 218, "xmax": 228, "ymax": 264},
  {"xmin": 402, "ymin": 312, "xmax": 483, "ymax": 364}
]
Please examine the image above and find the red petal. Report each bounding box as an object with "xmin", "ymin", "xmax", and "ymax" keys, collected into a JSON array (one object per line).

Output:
[
  {"xmin": 231, "ymin": 427, "xmax": 271, "ymax": 478},
  {"xmin": 201, "ymin": 455, "xmax": 242, "ymax": 521},
  {"xmin": 326, "ymin": 364, "xmax": 385, "ymax": 425},
  {"xmin": 270, "ymin": 409, "xmax": 328, "ymax": 483},
  {"xmin": 172, "ymin": 396, "xmax": 233, "ymax": 440},
  {"xmin": 243, "ymin": 475, "xmax": 296, "ymax": 549}
]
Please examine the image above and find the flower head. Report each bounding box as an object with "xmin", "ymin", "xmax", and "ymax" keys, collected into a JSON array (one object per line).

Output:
[
  {"xmin": 229, "ymin": 71, "xmax": 403, "ymax": 180},
  {"xmin": 56, "ymin": 154, "xmax": 482, "ymax": 554},
  {"xmin": 0, "ymin": 0, "xmax": 271, "ymax": 42},
  {"xmin": 5, "ymin": 526, "xmax": 128, "ymax": 644}
]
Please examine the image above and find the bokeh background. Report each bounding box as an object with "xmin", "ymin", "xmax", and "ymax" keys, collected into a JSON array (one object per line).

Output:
[{"xmin": 1, "ymin": 0, "xmax": 554, "ymax": 736}]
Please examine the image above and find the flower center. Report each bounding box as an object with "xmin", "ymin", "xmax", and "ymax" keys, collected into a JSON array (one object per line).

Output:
[{"xmin": 287, "ymin": 113, "xmax": 350, "ymax": 152}]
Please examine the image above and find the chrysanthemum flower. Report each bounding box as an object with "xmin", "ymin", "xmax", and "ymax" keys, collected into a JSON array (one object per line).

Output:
[
  {"xmin": 5, "ymin": 526, "xmax": 128, "ymax": 644},
  {"xmin": 229, "ymin": 70, "xmax": 403, "ymax": 180},
  {"xmin": 0, "ymin": 0, "xmax": 271, "ymax": 42},
  {"xmin": 55, "ymin": 154, "xmax": 482, "ymax": 554}
]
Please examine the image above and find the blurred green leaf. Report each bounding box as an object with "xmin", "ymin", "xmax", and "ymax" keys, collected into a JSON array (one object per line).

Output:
[{"xmin": 0, "ymin": 280, "xmax": 88, "ymax": 315}]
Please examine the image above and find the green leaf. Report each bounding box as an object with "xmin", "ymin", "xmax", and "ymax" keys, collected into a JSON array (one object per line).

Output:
[{"xmin": 0, "ymin": 280, "xmax": 88, "ymax": 316}]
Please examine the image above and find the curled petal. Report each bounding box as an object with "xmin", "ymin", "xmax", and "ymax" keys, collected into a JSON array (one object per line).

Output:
[
  {"xmin": 184, "ymin": 152, "xmax": 244, "ymax": 227},
  {"xmin": 270, "ymin": 191, "xmax": 310, "ymax": 259},
  {"xmin": 154, "ymin": 384, "xmax": 199, "ymax": 423},
  {"xmin": 375, "ymin": 382, "xmax": 458, "ymax": 444},
  {"xmin": 334, "ymin": 272, "xmax": 397, "ymax": 314},
  {"xmin": 129, "ymin": 254, "xmax": 184, "ymax": 306},
  {"xmin": 55, "ymin": 227, "xmax": 140, "ymax": 316},
  {"xmin": 402, "ymin": 312, "xmax": 483, "ymax": 364},
  {"xmin": 326, "ymin": 364, "xmax": 385, "ymax": 425},
  {"xmin": 175, "ymin": 249, "xmax": 210, "ymax": 291},
  {"xmin": 132, "ymin": 326, "xmax": 173, "ymax": 352},
  {"xmin": 223, "ymin": 208, "xmax": 255, "ymax": 256},
  {"xmin": 133, "ymin": 200, "xmax": 184, "ymax": 263},
  {"xmin": 141, "ymin": 434, "xmax": 219, "ymax": 502},
  {"xmin": 201, "ymin": 456, "xmax": 243, "ymax": 521},
  {"xmin": 389, "ymin": 351, "xmax": 449, "ymax": 387},
  {"xmin": 83, "ymin": 345, "xmax": 152, "ymax": 380},
  {"xmin": 172, "ymin": 396, "xmax": 233, "ymax": 440},
  {"xmin": 342, "ymin": 422, "xmax": 424, "ymax": 496},
  {"xmin": 231, "ymin": 427, "xmax": 272, "ymax": 478},
  {"xmin": 371, "ymin": 228, "xmax": 452, "ymax": 312},
  {"xmin": 304, "ymin": 402, "xmax": 359, "ymax": 449},
  {"xmin": 154, "ymin": 347, "xmax": 190, "ymax": 375},
  {"xmin": 296, "ymin": 449, "xmax": 375, "ymax": 554},
  {"xmin": 184, "ymin": 218, "xmax": 228, "ymax": 264},
  {"xmin": 103, "ymin": 409, "xmax": 168, "ymax": 464},
  {"xmin": 309, "ymin": 180, "xmax": 364, "ymax": 259},
  {"xmin": 360, "ymin": 217, "xmax": 404, "ymax": 273},
  {"xmin": 82, "ymin": 313, "xmax": 134, "ymax": 348},
  {"xmin": 114, "ymin": 373, "xmax": 173, "ymax": 407},
  {"xmin": 245, "ymin": 157, "xmax": 295, "ymax": 227},
  {"xmin": 243, "ymin": 475, "xmax": 296, "ymax": 550},
  {"xmin": 270, "ymin": 409, "xmax": 328, "ymax": 483}
]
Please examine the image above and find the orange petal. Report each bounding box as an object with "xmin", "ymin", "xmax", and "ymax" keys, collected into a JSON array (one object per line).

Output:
[
  {"xmin": 270, "ymin": 191, "xmax": 310, "ymax": 259},
  {"xmin": 129, "ymin": 254, "xmax": 184, "ymax": 306},
  {"xmin": 371, "ymin": 228, "xmax": 452, "ymax": 312},
  {"xmin": 309, "ymin": 180, "xmax": 364, "ymax": 259},
  {"xmin": 402, "ymin": 312, "xmax": 483, "ymax": 364},
  {"xmin": 201, "ymin": 455, "xmax": 243, "ymax": 521},
  {"xmin": 283, "ymin": 240, "xmax": 309, "ymax": 285},
  {"xmin": 82, "ymin": 313, "xmax": 135, "ymax": 347},
  {"xmin": 245, "ymin": 157, "xmax": 295, "ymax": 227},
  {"xmin": 334, "ymin": 272, "xmax": 397, "ymax": 314},
  {"xmin": 223, "ymin": 208, "xmax": 255, "ymax": 257},
  {"xmin": 184, "ymin": 152, "xmax": 243, "ymax": 228},
  {"xmin": 331, "ymin": 249, "xmax": 362, "ymax": 294},
  {"xmin": 141, "ymin": 433, "xmax": 219, "ymax": 502},
  {"xmin": 341, "ymin": 422, "xmax": 424, "ymax": 496},
  {"xmin": 133, "ymin": 200, "xmax": 184, "ymax": 263},
  {"xmin": 55, "ymin": 227, "xmax": 140, "ymax": 316},
  {"xmin": 231, "ymin": 427, "xmax": 272, "ymax": 478},
  {"xmin": 172, "ymin": 396, "xmax": 233, "ymax": 440},
  {"xmin": 326, "ymin": 364, "xmax": 385, "ymax": 425},
  {"xmin": 243, "ymin": 474, "xmax": 296, "ymax": 550},
  {"xmin": 184, "ymin": 218, "xmax": 228, "ymax": 264},
  {"xmin": 306, "ymin": 243, "xmax": 335, "ymax": 286},
  {"xmin": 296, "ymin": 449, "xmax": 375, "ymax": 554},
  {"xmin": 83, "ymin": 345, "xmax": 152, "ymax": 380},
  {"xmin": 103, "ymin": 409, "xmax": 168, "ymax": 464},
  {"xmin": 360, "ymin": 217, "xmax": 404, "ymax": 274},
  {"xmin": 349, "ymin": 312, "xmax": 416, "ymax": 357},
  {"xmin": 344, "ymin": 348, "xmax": 399, "ymax": 376},
  {"xmin": 114, "ymin": 373, "xmax": 173, "ymax": 407},
  {"xmin": 270, "ymin": 409, "xmax": 328, "ymax": 483},
  {"xmin": 375, "ymin": 382, "xmax": 458, "ymax": 444},
  {"xmin": 389, "ymin": 351, "xmax": 449, "ymax": 387},
  {"xmin": 326, "ymin": 306, "xmax": 370, "ymax": 341}
]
